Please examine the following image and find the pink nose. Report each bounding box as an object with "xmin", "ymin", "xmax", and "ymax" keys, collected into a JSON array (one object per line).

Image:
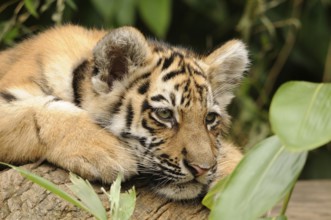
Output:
[{"xmin": 188, "ymin": 163, "xmax": 211, "ymax": 176}]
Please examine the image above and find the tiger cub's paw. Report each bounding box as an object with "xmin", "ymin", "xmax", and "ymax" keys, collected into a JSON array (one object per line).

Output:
[{"xmin": 46, "ymin": 136, "xmax": 138, "ymax": 184}]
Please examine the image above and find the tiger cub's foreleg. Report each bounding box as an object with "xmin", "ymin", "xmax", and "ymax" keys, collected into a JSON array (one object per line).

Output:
[{"xmin": 0, "ymin": 95, "xmax": 137, "ymax": 183}]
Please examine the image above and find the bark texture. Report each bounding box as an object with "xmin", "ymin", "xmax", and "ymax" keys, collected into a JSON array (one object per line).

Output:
[
  {"xmin": 0, "ymin": 163, "xmax": 209, "ymax": 220},
  {"xmin": 1, "ymin": 163, "xmax": 330, "ymax": 220}
]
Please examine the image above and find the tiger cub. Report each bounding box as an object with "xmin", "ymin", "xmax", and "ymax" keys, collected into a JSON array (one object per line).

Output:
[{"xmin": 0, "ymin": 25, "xmax": 248, "ymax": 200}]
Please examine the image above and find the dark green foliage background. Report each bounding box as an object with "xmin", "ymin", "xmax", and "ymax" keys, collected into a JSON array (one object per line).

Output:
[{"xmin": 1, "ymin": 0, "xmax": 330, "ymax": 179}]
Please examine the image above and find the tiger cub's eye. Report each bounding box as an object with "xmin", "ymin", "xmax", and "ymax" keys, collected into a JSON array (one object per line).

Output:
[
  {"xmin": 156, "ymin": 109, "xmax": 173, "ymax": 120},
  {"xmin": 205, "ymin": 112, "xmax": 218, "ymax": 124}
]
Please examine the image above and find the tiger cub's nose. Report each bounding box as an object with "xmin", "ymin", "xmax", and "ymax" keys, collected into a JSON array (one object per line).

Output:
[{"xmin": 184, "ymin": 160, "xmax": 212, "ymax": 177}]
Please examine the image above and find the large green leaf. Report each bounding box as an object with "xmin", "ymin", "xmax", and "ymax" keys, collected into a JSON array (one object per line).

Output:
[
  {"xmin": 270, "ymin": 82, "xmax": 331, "ymax": 151},
  {"xmin": 207, "ymin": 136, "xmax": 307, "ymax": 220},
  {"xmin": 137, "ymin": 0, "xmax": 171, "ymax": 38}
]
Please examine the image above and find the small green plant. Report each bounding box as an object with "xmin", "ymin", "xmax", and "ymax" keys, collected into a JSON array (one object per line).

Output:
[
  {"xmin": 0, "ymin": 162, "xmax": 136, "ymax": 220},
  {"xmin": 203, "ymin": 81, "xmax": 331, "ymax": 220}
]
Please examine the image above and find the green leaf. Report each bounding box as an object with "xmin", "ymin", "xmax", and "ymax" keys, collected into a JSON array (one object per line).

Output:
[
  {"xmin": 90, "ymin": 0, "xmax": 116, "ymax": 22},
  {"xmin": 24, "ymin": 0, "xmax": 39, "ymax": 18},
  {"xmin": 65, "ymin": 0, "xmax": 77, "ymax": 10},
  {"xmin": 109, "ymin": 173, "xmax": 122, "ymax": 219},
  {"xmin": 118, "ymin": 187, "xmax": 136, "ymax": 220},
  {"xmin": 270, "ymin": 82, "xmax": 331, "ymax": 151},
  {"xmin": 102, "ymin": 174, "xmax": 136, "ymax": 220},
  {"xmin": 202, "ymin": 175, "xmax": 229, "ymax": 209},
  {"xmin": 208, "ymin": 136, "xmax": 307, "ymax": 220},
  {"xmin": 137, "ymin": 0, "xmax": 171, "ymax": 38},
  {"xmin": 68, "ymin": 173, "xmax": 107, "ymax": 220},
  {"xmin": 40, "ymin": 0, "xmax": 55, "ymax": 13},
  {"xmin": 116, "ymin": 0, "xmax": 136, "ymax": 26},
  {"xmin": 0, "ymin": 163, "xmax": 88, "ymax": 213}
]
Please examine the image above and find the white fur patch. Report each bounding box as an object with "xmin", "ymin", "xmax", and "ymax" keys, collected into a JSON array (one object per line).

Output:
[{"xmin": 47, "ymin": 100, "xmax": 82, "ymax": 113}]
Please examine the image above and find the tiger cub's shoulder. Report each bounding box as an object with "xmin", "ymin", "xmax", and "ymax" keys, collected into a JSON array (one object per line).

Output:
[{"xmin": 0, "ymin": 25, "xmax": 107, "ymax": 95}]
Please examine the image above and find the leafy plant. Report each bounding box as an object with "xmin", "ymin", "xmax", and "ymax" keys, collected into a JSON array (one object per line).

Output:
[
  {"xmin": 203, "ymin": 81, "xmax": 331, "ymax": 220},
  {"xmin": 0, "ymin": 162, "xmax": 136, "ymax": 220},
  {"xmin": 102, "ymin": 174, "xmax": 136, "ymax": 220}
]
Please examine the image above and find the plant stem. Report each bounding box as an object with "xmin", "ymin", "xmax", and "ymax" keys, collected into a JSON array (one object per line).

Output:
[
  {"xmin": 280, "ymin": 182, "xmax": 295, "ymax": 215},
  {"xmin": 257, "ymin": 0, "xmax": 303, "ymax": 108},
  {"xmin": 322, "ymin": 38, "xmax": 331, "ymax": 82}
]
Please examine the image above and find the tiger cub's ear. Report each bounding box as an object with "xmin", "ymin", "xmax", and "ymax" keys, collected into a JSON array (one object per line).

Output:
[
  {"xmin": 92, "ymin": 27, "xmax": 151, "ymax": 93},
  {"xmin": 204, "ymin": 40, "xmax": 249, "ymax": 108}
]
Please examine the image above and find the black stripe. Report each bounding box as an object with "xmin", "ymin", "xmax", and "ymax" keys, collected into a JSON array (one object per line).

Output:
[
  {"xmin": 52, "ymin": 97, "xmax": 62, "ymax": 102},
  {"xmin": 120, "ymin": 132, "xmax": 147, "ymax": 147},
  {"xmin": 127, "ymin": 72, "xmax": 151, "ymax": 89},
  {"xmin": 184, "ymin": 79, "xmax": 190, "ymax": 92},
  {"xmin": 141, "ymin": 99, "xmax": 151, "ymax": 112},
  {"xmin": 0, "ymin": 91, "xmax": 16, "ymax": 102},
  {"xmin": 156, "ymin": 58, "xmax": 163, "ymax": 67},
  {"xmin": 142, "ymin": 118, "xmax": 155, "ymax": 134},
  {"xmin": 149, "ymin": 140, "xmax": 165, "ymax": 148},
  {"xmin": 170, "ymin": 93, "xmax": 176, "ymax": 106},
  {"xmin": 120, "ymin": 131, "xmax": 131, "ymax": 139},
  {"xmin": 111, "ymin": 94, "xmax": 125, "ymax": 115},
  {"xmin": 192, "ymin": 69, "xmax": 206, "ymax": 78},
  {"xmin": 185, "ymin": 99, "xmax": 191, "ymax": 107},
  {"xmin": 139, "ymin": 137, "xmax": 147, "ymax": 147},
  {"xmin": 151, "ymin": 94, "xmax": 168, "ymax": 102},
  {"xmin": 161, "ymin": 158, "xmax": 181, "ymax": 170},
  {"xmin": 72, "ymin": 60, "xmax": 89, "ymax": 106},
  {"xmin": 138, "ymin": 82, "xmax": 150, "ymax": 94},
  {"xmin": 158, "ymin": 164, "xmax": 184, "ymax": 176},
  {"xmin": 172, "ymin": 51, "xmax": 184, "ymax": 59},
  {"xmin": 126, "ymin": 102, "xmax": 134, "ymax": 129},
  {"xmin": 160, "ymin": 154, "xmax": 169, "ymax": 159},
  {"xmin": 162, "ymin": 67, "xmax": 185, "ymax": 81},
  {"xmin": 162, "ymin": 54, "xmax": 174, "ymax": 70},
  {"xmin": 187, "ymin": 64, "xmax": 206, "ymax": 79},
  {"xmin": 180, "ymin": 95, "xmax": 185, "ymax": 105}
]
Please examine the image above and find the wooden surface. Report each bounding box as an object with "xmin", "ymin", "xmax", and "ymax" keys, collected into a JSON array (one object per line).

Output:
[
  {"xmin": 272, "ymin": 180, "xmax": 331, "ymax": 220},
  {"xmin": 0, "ymin": 163, "xmax": 330, "ymax": 220}
]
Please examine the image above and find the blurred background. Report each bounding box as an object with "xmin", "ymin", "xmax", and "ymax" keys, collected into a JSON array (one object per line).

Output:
[{"xmin": 0, "ymin": 0, "xmax": 330, "ymax": 179}]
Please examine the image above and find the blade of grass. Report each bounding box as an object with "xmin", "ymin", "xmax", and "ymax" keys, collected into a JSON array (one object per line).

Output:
[{"xmin": 0, "ymin": 162, "xmax": 88, "ymax": 212}]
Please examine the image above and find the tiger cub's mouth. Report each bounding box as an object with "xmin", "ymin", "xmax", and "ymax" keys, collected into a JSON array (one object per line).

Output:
[{"xmin": 135, "ymin": 170, "xmax": 214, "ymax": 201}]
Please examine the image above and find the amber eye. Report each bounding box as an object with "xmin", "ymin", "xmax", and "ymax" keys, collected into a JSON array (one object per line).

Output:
[
  {"xmin": 155, "ymin": 109, "xmax": 173, "ymax": 120},
  {"xmin": 205, "ymin": 112, "xmax": 218, "ymax": 124}
]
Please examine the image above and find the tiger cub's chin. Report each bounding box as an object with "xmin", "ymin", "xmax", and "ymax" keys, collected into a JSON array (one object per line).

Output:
[{"xmin": 155, "ymin": 180, "xmax": 208, "ymax": 201}]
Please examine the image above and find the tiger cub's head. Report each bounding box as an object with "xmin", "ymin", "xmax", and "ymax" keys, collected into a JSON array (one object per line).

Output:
[{"xmin": 86, "ymin": 27, "xmax": 249, "ymax": 200}]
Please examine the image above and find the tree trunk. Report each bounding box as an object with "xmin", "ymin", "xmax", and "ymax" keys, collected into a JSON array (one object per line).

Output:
[
  {"xmin": 2, "ymin": 163, "xmax": 330, "ymax": 220},
  {"xmin": 0, "ymin": 163, "xmax": 209, "ymax": 220}
]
